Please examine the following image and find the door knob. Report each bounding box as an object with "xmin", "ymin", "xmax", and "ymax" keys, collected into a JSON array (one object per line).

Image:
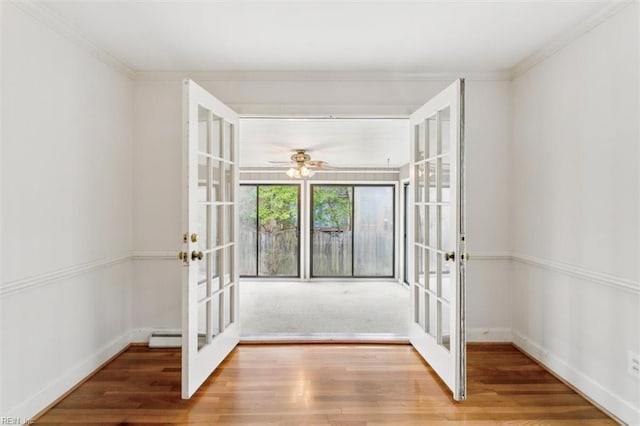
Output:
[
  {"xmin": 178, "ymin": 251, "xmax": 188, "ymax": 262},
  {"xmin": 191, "ymin": 251, "xmax": 204, "ymax": 261},
  {"xmin": 444, "ymin": 251, "xmax": 455, "ymax": 261},
  {"xmin": 190, "ymin": 233, "xmax": 199, "ymax": 243}
]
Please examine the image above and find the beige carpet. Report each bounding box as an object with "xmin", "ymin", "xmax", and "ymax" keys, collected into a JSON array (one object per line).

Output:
[{"xmin": 240, "ymin": 280, "xmax": 409, "ymax": 336}]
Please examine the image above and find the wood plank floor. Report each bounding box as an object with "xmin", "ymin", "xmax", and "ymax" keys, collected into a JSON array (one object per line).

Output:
[{"xmin": 36, "ymin": 344, "xmax": 615, "ymax": 425}]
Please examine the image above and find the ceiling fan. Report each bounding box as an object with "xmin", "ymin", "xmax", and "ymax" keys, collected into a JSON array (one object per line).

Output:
[{"xmin": 270, "ymin": 149, "xmax": 330, "ymax": 178}]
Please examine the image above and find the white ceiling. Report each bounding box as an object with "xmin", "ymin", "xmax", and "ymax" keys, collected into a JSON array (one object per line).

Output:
[
  {"xmin": 240, "ymin": 118, "xmax": 409, "ymax": 167},
  {"xmin": 37, "ymin": 0, "xmax": 616, "ymax": 168},
  {"xmin": 42, "ymin": 0, "xmax": 613, "ymax": 73}
]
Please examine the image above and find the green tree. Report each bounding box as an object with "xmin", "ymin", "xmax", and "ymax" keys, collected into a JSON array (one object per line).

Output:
[
  {"xmin": 258, "ymin": 186, "xmax": 298, "ymax": 232},
  {"xmin": 313, "ymin": 186, "xmax": 352, "ymax": 231}
]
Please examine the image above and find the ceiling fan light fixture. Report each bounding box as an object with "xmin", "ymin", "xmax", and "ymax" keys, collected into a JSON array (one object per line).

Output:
[{"xmin": 286, "ymin": 164, "xmax": 315, "ymax": 179}]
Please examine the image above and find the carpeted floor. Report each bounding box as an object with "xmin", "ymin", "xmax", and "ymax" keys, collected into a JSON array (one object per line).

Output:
[{"xmin": 240, "ymin": 280, "xmax": 409, "ymax": 336}]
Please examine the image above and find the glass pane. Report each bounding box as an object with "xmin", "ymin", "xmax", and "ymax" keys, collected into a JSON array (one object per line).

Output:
[
  {"xmin": 197, "ymin": 205, "xmax": 209, "ymax": 251},
  {"xmin": 211, "ymin": 159, "xmax": 222, "ymax": 202},
  {"xmin": 415, "ymin": 206, "xmax": 425, "ymax": 245},
  {"xmin": 353, "ymin": 187, "xmax": 393, "ymax": 276},
  {"xmin": 198, "ymin": 106, "xmax": 209, "ymax": 154},
  {"xmin": 427, "ymin": 293, "xmax": 437, "ymax": 337},
  {"xmin": 413, "ymin": 286, "xmax": 420, "ymax": 324},
  {"xmin": 428, "ymin": 205, "xmax": 437, "ymax": 248},
  {"xmin": 439, "ymin": 157, "xmax": 451, "ymax": 203},
  {"xmin": 213, "ymin": 295, "xmax": 221, "ymax": 337},
  {"xmin": 224, "ymin": 163, "xmax": 234, "ymax": 202},
  {"xmin": 415, "ymin": 122, "xmax": 425, "ymax": 161},
  {"xmin": 439, "ymin": 301, "xmax": 451, "ymax": 351},
  {"xmin": 416, "ymin": 286, "xmax": 424, "ymax": 329},
  {"xmin": 239, "ymin": 186, "xmax": 257, "ymax": 276},
  {"xmin": 224, "ymin": 121, "xmax": 233, "ymax": 162},
  {"xmin": 441, "ymin": 260, "xmax": 452, "ymax": 302},
  {"xmin": 224, "ymin": 286, "xmax": 232, "ymax": 327},
  {"xmin": 440, "ymin": 205, "xmax": 452, "ymax": 252},
  {"xmin": 427, "ymin": 114, "xmax": 437, "ymax": 158},
  {"xmin": 224, "ymin": 247, "xmax": 231, "ymax": 285},
  {"xmin": 197, "ymin": 155, "xmax": 209, "ymax": 203},
  {"xmin": 439, "ymin": 107, "xmax": 451, "ymax": 154},
  {"xmin": 223, "ymin": 205, "xmax": 233, "ymax": 244},
  {"xmin": 212, "ymin": 206, "xmax": 222, "ymax": 247},
  {"xmin": 415, "ymin": 247, "xmax": 425, "ymax": 286},
  {"xmin": 257, "ymin": 185, "xmax": 299, "ymax": 277},
  {"xmin": 197, "ymin": 301, "xmax": 208, "ymax": 351},
  {"xmin": 415, "ymin": 164, "xmax": 425, "ymax": 203},
  {"xmin": 211, "ymin": 116, "xmax": 221, "ymax": 158},
  {"xmin": 211, "ymin": 250, "xmax": 221, "ymax": 289},
  {"xmin": 427, "ymin": 161, "xmax": 437, "ymax": 202},
  {"xmin": 311, "ymin": 185, "xmax": 353, "ymax": 276},
  {"xmin": 428, "ymin": 249, "xmax": 438, "ymax": 292}
]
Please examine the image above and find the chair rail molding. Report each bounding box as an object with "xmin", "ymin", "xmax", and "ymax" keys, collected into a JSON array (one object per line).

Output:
[
  {"xmin": 511, "ymin": 253, "xmax": 639, "ymax": 294},
  {"xmin": 0, "ymin": 255, "xmax": 131, "ymax": 298}
]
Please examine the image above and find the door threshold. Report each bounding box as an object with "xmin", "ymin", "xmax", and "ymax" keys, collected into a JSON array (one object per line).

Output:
[{"xmin": 240, "ymin": 333, "xmax": 409, "ymax": 344}]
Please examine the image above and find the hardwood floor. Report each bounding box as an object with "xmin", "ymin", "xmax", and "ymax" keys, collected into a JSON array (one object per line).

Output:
[{"xmin": 36, "ymin": 344, "xmax": 615, "ymax": 425}]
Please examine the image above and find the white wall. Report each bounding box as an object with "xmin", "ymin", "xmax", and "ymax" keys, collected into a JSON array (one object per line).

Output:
[
  {"xmin": 510, "ymin": 2, "xmax": 640, "ymax": 423},
  {"xmin": 131, "ymin": 77, "xmax": 513, "ymax": 342},
  {"xmin": 0, "ymin": 2, "xmax": 134, "ymax": 418},
  {"xmin": 131, "ymin": 80, "xmax": 183, "ymax": 336}
]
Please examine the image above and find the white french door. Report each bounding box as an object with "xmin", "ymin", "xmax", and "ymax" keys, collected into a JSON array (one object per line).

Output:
[
  {"xmin": 409, "ymin": 79, "xmax": 466, "ymax": 400},
  {"xmin": 180, "ymin": 79, "xmax": 240, "ymax": 399}
]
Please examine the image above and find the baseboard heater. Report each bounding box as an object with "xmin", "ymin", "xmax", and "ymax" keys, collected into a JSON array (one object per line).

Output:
[{"xmin": 148, "ymin": 331, "xmax": 182, "ymax": 348}]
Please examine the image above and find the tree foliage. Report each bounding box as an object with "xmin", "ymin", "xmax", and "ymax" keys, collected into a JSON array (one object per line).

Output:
[
  {"xmin": 313, "ymin": 186, "xmax": 352, "ymax": 231},
  {"xmin": 257, "ymin": 185, "xmax": 298, "ymax": 232}
]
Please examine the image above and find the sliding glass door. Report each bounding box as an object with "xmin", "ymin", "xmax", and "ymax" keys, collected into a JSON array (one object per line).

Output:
[
  {"xmin": 311, "ymin": 185, "xmax": 394, "ymax": 278},
  {"xmin": 239, "ymin": 184, "xmax": 300, "ymax": 277}
]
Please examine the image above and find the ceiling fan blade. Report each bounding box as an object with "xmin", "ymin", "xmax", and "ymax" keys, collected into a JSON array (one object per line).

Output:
[{"xmin": 306, "ymin": 160, "xmax": 330, "ymax": 168}]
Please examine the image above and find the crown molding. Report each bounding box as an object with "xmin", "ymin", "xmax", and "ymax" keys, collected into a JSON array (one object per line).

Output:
[
  {"xmin": 511, "ymin": 1, "xmax": 633, "ymax": 79},
  {"xmin": 133, "ymin": 70, "xmax": 511, "ymax": 82},
  {"xmin": 10, "ymin": 0, "xmax": 136, "ymax": 79}
]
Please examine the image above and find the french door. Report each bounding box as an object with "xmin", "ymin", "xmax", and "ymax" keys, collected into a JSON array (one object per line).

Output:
[
  {"xmin": 409, "ymin": 79, "xmax": 466, "ymax": 400},
  {"xmin": 180, "ymin": 80, "xmax": 240, "ymax": 399}
]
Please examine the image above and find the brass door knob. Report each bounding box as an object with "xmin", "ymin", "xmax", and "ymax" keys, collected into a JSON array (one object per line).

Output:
[
  {"xmin": 444, "ymin": 251, "xmax": 455, "ymax": 262},
  {"xmin": 190, "ymin": 233, "xmax": 199, "ymax": 243},
  {"xmin": 178, "ymin": 251, "xmax": 188, "ymax": 262},
  {"xmin": 191, "ymin": 250, "xmax": 204, "ymax": 261}
]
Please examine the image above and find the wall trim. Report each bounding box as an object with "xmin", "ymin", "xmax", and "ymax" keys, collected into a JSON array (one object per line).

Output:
[
  {"xmin": 134, "ymin": 70, "xmax": 511, "ymax": 82},
  {"xmin": 9, "ymin": 332, "xmax": 130, "ymax": 422},
  {"xmin": 511, "ymin": 253, "xmax": 639, "ymax": 294},
  {"xmin": 131, "ymin": 250, "xmax": 177, "ymax": 261},
  {"xmin": 512, "ymin": 330, "xmax": 639, "ymax": 425},
  {"xmin": 10, "ymin": 0, "xmax": 135, "ymax": 78},
  {"xmin": 0, "ymin": 255, "xmax": 131, "ymax": 298},
  {"xmin": 511, "ymin": 1, "xmax": 633, "ymax": 79}
]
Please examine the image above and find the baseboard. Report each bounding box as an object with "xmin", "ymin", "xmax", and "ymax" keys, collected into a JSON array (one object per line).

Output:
[
  {"xmin": 467, "ymin": 327, "xmax": 512, "ymax": 342},
  {"xmin": 512, "ymin": 330, "xmax": 639, "ymax": 425},
  {"xmin": 8, "ymin": 332, "xmax": 130, "ymax": 422}
]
